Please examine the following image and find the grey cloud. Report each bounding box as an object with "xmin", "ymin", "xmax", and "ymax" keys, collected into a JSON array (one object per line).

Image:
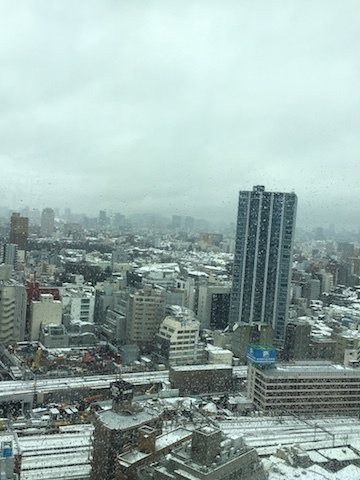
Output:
[{"xmin": 0, "ymin": 1, "xmax": 360, "ymax": 228}]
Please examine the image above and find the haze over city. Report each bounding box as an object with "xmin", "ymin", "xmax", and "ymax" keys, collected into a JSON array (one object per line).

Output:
[{"xmin": 1, "ymin": 1, "xmax": 359, "ymax": 229}]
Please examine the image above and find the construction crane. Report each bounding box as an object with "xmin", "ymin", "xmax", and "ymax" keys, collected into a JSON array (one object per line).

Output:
[
  {"xmin": 145, "ymin": 384, "xmax": 156, "ymax": 395},
  {"xmin": 31, "ymin": 348, "xmax": 42, "ymax": 371}
]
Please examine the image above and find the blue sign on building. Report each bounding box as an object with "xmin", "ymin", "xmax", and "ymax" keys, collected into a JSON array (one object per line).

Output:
[
  {"xmin": 246, "ymin": 344, "xmax": 276, "ymax": 365},
  {"xmin": 2, "ymin": 446, "xmax": 12, "ymax": 458}
]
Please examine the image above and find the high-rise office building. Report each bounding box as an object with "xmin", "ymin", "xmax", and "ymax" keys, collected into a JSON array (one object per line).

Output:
[
  {"xmin": 9, "ymin": 212, "xmax": 29, "ymax": 251},
  {"xmin": 229, "ymin": 185, "xmax": 297, "ymax": 343},
  {"xmin": 40, "ymin": 208, "xmax": 55, "ymax": 237}
]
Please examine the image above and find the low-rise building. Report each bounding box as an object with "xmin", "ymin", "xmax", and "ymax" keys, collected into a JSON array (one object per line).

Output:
[
  {"xmin": 206, "ymin": 344, "xmax": 233, "ymax": 366},
  {"xmin": 335, "ymin": 330, "xmax": 360, "ymax": 366},
  {"xmin": 231, "ymin": 323, "xmax": 274, "ymax": 364},
  {"xmin": 169, "ymin": 364, "xmax": 232, "ymax": 395},
  {"xmin": 39, "ymin": 324, "xmax": 69, "ymax": 348},
  {"xmin": 137, "ymin": 426, "xmax": 266, "ymax": 480},
  {"xmin": 247, "ymin": 361, "xmax": 360, "ymax": 414},
  {"xmin": 115, "ymin": 427, "xmax": 192, "ymax": 480}
]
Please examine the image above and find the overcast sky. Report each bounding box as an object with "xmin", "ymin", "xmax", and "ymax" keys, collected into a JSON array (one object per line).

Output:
[{"xmin": 0, "ymin": 1, "xmax": 359, "ymax": 229}]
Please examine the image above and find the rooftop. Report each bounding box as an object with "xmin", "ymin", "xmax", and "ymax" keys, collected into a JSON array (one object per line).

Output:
[
  {"xmin": 96, "ymin": 406, "xmax": 160, "ymax": 430},
  {"xmin": 259, "ymin": 361, "xmax": 360, "ymax": 378},
  {"xmin": 171, "ymin": 364, "xmax": 232, "ymax": 372}
]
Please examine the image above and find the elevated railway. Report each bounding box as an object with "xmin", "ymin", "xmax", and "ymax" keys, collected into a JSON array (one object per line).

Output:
[{"xmin": 0, "ymin": 366, "xmax": 247, "ymax": 412}]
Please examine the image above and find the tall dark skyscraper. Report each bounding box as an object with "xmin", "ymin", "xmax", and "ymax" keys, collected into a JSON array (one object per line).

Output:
[
  {"xmin": 10, "ymin": 213, "xmax": 29, "ymax": 251},
  {"xmin": 229, "ymin": 185, "xmax": 297, "ymax": 343}
]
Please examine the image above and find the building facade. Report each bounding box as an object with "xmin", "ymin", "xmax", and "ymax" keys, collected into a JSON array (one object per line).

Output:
[
  {"xmin": 10, "ymin": 212, "xmax": 29, "ymax": 251},
  {"xmin": 247, "ymin": 361, "xmax": 360, "ymax": 414},
  {"xmin": 3, "ymin": 243, "xmax": 18, "ymax": 270},
  {"xmin": 0, "ymin": 265, "xmax": 27, "ymax": 344},
  {"xmin": 229, "ymin": 185, "xmax": 297, "ymax": 343},
  {"xmin": 283, "ymin": 321, "xmax": 311, "ymax": 361},
  {"xmin": 40, "ymin": 208, "xmax": 55, "ymax": 237},
  {"xmin": 125, "ymin": 286, "xmax": 165, "ymax": 351},
  {"xmin": 335, "ymin": 331, "xmax": 360, "ymax": 366},
  {"xmin": 60, "ymin": 284, "xmax": 95, "ymax": 323},
  {"xmin": 138, "ymin": 427, "xmax": 266, "ymax": 480},
  {"xmin": 30, "ymin": 293, "xmax": 63, "ymax": 340},
  {"xmin": 154, "ymin": 308, "xmax": 203, "ymax": 366},
  {"xmin": 197, "ymin": 283, "xmax": 231, "ymax": 330},
  {"xmin": 91, "ymin": 380, "xmax": 162, "ymax": 480},
  {"xmin": 231, "ymin": 323, "xmax": 274, "ymax": 364},
  {"xmin": 169, "ymin": 364, "xmax": 233, "ymax": 395}
]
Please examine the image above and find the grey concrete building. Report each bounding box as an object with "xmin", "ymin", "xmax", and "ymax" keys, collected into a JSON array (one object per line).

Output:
[
  {"xmin": 90, "ymin": 380, "xmax": 162, "ymax": 480},
  {"xmin": 40, "ymin": 207, "xmax": 55, "ymax": 237},
  {"xmin": 197, "ymin": 283, "xmax": 231, "ymax": 330},
  {"xmin": 137, "ymin": 426, "xmax": 266, "ymax": 480}
]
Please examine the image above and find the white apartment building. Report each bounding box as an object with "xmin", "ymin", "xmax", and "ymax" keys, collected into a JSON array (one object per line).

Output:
[
  {"xmin": 60, "ymin": 285, "xmax": 95, "ymax": 323},
  {"xmin": 30, "ymin": 293, "xmax": 62, "ymax": 340},
  {"xmin": 155, "ymin": 308, "xmax": 204, "ymax": 366}
]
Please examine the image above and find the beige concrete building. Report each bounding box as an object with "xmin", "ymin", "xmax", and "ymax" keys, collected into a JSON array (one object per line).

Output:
[
  {"xmin": 335, "ymin": 330, "xmax": 360, "ymax": 366},
  {"xmin": 125, "ymin": 286, "xmax": 165, "ymax": 351},
  {"xmin": 207, "ymin": 344, "xmax": 233, "ymax": 365},
  {"xmin": 155, "ymin": 308, "xmax": 204, "ymax": 366},
  {"xmin": 30, "ymin": 293, "xmax": 62, "ymax": 340}
]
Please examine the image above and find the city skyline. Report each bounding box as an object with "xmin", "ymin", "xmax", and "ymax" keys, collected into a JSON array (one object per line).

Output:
[
  {"xmin": 1, "ymin": 2, "xmax": 360, "ymax": 229},
  {"xmin": 0, "ymin": 201, "xmax": 356, "ymax": 236}
]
